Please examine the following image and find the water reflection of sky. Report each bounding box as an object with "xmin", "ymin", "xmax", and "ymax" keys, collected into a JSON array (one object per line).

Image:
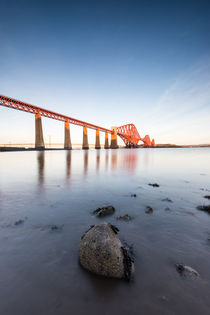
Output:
[
  {"xmin": 0, "ymin": 148, "xmax": 209, "ymax": 213},
  {"xmin": 0, "ymin": 149, "xmax": 209, "ymax": 189},
  {"xmin": 35, "ymin": 149, "xmax": 140, "ymax": 186}
]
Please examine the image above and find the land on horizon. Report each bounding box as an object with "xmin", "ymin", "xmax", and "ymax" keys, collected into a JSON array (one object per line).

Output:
[{"xmin": 0, "ymin": 143, "xmax": 210, "ymax": 152}]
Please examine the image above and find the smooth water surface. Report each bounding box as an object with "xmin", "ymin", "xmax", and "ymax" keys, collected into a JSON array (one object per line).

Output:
[{"xmin": 0, "ymin": 148, "xmax": 210, "ymax": 315}]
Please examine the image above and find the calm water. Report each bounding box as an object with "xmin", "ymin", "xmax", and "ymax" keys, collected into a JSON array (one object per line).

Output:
[{"xmin": 0, "ymin": 148, "xmax": 210, "ymax": 315}]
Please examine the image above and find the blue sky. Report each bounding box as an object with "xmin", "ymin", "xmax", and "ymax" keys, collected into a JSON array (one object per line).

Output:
[{"xmin": 0, "ymin": 0, "xmax": 210, "ymax": 145}]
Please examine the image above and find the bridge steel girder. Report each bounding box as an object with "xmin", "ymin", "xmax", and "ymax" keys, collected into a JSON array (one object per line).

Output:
[
  {"xmin": 117, "ymin": 124, "xmax": 140, "ymax": 147},
  {"xmin": 0, "ymin": 94, "xmax": 112, "ymax": 134}
]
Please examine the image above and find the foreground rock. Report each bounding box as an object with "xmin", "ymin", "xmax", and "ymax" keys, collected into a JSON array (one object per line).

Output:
[
  {"xmin": 197, "ymin": 205, "xmax": 210, "ymax": 213},
  {"xmin": 79, "ymin": 223, "xmax": 134, "ymax": 280},
  {"xmin": 93, "ymin": 206, "xmax": 115, "ymax": 217},
  {"xmin": 176, "ymin": 264, "xmax": 199, "ymax": 279}
]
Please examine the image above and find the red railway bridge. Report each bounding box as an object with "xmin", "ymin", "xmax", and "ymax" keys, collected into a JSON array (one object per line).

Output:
[{"xmin": 0, "ymin": 94, "xmax": 155, "ymax": 149}]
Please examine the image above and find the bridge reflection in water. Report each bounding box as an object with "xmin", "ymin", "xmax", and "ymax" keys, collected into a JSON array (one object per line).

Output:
[
  {"xmin": 36, "ymin": 149, "xmax": 139, "ymax": 187},
  {"xmin": 66, "ymin": 151, "xmax": 71, "ymax": 181},
  {"xmin": 37, "ymin": 151, "xmax": 45, "ymax": 186}
]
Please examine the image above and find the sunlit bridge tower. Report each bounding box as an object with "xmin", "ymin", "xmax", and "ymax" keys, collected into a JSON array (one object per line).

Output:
[{"xmin": 110, "ymin": 127, "xmax": 119, "ymax": 149}]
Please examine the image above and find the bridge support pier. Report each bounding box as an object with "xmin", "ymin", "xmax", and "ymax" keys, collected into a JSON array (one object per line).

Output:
[
  {"xmin": 104, "ymin": 132, "xmax": 109, "ymax": 149},
  {"xmin": 82, "ymin": 126, "xmax": 89, "ymax": 149},
  {"xmin": 64, "ymin": 121, "xmax": 72, "ymax": 149},
  {"xmin": 110, "ymin": 127, "xmax": 118, "ymax": 149},
  {"xmin": 95, "ymin": 129, "xmax": 101, "ymax": 149},
  {"xmin": 35, "ymin": 113, "xmax": 45, "ymax": 149}
]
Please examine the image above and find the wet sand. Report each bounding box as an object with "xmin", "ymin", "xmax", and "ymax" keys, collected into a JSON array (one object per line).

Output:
[{"xmin": 0, "ymin": 148, "xmax": 210, "ymax": 315}]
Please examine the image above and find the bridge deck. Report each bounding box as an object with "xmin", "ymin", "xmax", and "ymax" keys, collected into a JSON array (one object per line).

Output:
[{"xmin": 0, "ymin": 94, "xmax": 112, "ymax": 133}]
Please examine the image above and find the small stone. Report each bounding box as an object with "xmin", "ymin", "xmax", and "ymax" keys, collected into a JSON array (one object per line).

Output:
[
  {"xmin": 161, "ymin": 198, "xmax": 173, "ymax": 202},
  {"xmin": 185, "ymin": 211, "xmax": 195, "ymax": 216},
  {"xmin": 117, "ymin": 214, "xmax": 132, "ymax": 221},
  {"xmin": 145, "ymin": 206, "xmax": 153, "ymax": 214},
  {"xmin": 51, "ymin": 224, "xmax": 63, "ymax": 231},
  {"xmin": 14, "ymin": 219, "xmax": 24, "ymax": 226},
  {"xmin": 131, "ymin": 194, "xmax": 137, "ymax": 197},
  {"xmin": 51, "ymin": 225, "xmax": 59, "ymax": 230},
  {"xmin": 176, "ymin": 264, "xmax": 199, "ymax": 279},
  {"xmin": 196, "ymin": 205, "xmax": 210, "ymax": 213},
  {"xmin": 204, "ymin": 195, "xmax": 210, "ymax": 200},
  {"xmin": 148, "ymin": 183, "xmax": 160, "ymax": 187},
  {"xmin": 79, "ymin": 223, "xmax": 134, "ymax": 280},
  {"xmin": 160, "ymin": 295, "xmax": 169, "ymax": 302},
  {"xmin": 93, "ymin": 206, "xmax": 115, "ymax": 217}
]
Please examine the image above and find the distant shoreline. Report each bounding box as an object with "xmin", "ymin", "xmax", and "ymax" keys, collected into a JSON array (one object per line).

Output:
[
  {"xmin": 140, "ymin": 144, "xmax": 210, "ymax": 148},
  {"xmin": 0, "ymin": 145, "xmax": 210, "ymax": 152}
]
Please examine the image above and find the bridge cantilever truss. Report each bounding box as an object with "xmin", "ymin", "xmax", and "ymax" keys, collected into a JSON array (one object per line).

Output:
[
  {"xmin": 117, "ymin": 123, "xmax": 155, "ymax": 147},
  {"xmin": 0, "ymin": 94, "xmax": 155, "ymax": 148}
]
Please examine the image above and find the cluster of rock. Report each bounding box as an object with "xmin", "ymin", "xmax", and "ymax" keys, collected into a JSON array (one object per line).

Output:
[{"xmin": 78, "ymin": 181, "xmax": 205, "ymax": 282}]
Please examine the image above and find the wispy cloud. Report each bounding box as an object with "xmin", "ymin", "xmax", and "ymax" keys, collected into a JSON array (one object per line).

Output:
[
  {"xmin": 154, "ymin": 56, "xmax": 210, "ymax": 118},
  {"xmin": 147, "ymin": 55, "xmax": 210, "ymax": 144}
]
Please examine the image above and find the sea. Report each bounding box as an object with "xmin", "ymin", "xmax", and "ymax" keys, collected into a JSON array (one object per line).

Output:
[{"xmin": 0, "ymin": 148, "xmax": 210, "ymax": 315}]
